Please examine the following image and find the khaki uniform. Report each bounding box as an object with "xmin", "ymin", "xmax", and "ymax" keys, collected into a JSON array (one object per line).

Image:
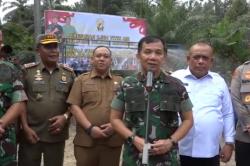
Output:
[
  {"xmin": 231, "ymin": 61, "xmax": 250, "ymax": 143},
  {"xmin": 67, "ymin": 70, "xmax": 123, "ymax": 166},
  {"xmin": 231, "ymin": 61, "xmax": 250, "ymax": 166},
  {"xmin": 18, "ymin": 62, "xmax": 75, "ymax": 166}
]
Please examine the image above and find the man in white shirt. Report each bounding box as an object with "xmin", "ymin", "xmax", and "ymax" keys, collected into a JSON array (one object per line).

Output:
[{"xmin": 171, "ymin": 41, "xmax": 235, "ymax": 166}]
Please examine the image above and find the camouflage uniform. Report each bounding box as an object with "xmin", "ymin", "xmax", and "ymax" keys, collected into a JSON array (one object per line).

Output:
[
  {"xmin": 111, "ymin": 71, "xmax": 192, "ymax": 166},
  {"xmin": 0, "ymin": 60, "xmax": 27, "ymax": 166}
]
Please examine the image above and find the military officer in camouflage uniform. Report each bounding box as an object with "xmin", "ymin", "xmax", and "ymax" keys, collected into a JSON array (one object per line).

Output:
[
  {"xmin": 0, "ymin": 48, "xmax": 27, "ymax": 166},
  {"xmin": 18, "ymin": 34, "xmax": 75, "ymax": 166},
  {"xmin": 110, "ymin": 36, "xmax": 193, "ymax": 166}
]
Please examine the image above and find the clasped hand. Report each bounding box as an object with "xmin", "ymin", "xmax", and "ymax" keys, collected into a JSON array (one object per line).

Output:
[
  {"xmin": 134, "ymin": 136, "xmax": 173, "ymax": 156},
  {"xmin": 90, "ymin": 123, "xmax": 114, "ymax": 139}
]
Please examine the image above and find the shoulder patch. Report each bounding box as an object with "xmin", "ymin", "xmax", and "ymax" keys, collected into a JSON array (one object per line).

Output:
[
  {"xmin": 243, "ymin": 61, "xmax": 250, "ymax": 65},
  {"xmin": 60, "ymin": 64, "xmax": 74, "ymax": 72},
  {"xmin": 23, "ymin": 62, "xmax": 38, "ymax": 69},
  {"xmin": 81, "ymin": 71, "xmax": 90, "ymax": 76},
  {"xmin": 112, "ymin": 72, "xmax": 122, "ymax": 77},
  {"xmin": 112, "ymin": 74, "xmax": 123, "ymax": 82},
  {"xmin": 162, "ymin": 70, "xmax": 172, "ymax": 75}
]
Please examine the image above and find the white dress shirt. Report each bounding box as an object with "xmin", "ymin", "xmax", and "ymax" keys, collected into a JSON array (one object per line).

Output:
[{"xmin": 171, "ymin": 68, "xmax": 235, "ymax": 158}]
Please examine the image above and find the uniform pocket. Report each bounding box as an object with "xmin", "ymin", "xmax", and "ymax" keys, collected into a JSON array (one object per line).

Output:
[
  {"xmin": 56, "ymin": 82, "xmax": 70, "ymax": 93},
  {"xmin": 125, "ymin": 88, "xmax": 145, "ymax": 112},
  {"xmin": 32, "ymin": 82, "xmax": 47, "ymax": 92},
  {"xmin": 82, "ymin": 85, "xmax": 98, "ymax": 104},
  {"xmin": 160, "ymin": 96, "xmax": 180, "ymax": 112},
  {"xmin": 159, "ymin": 96, "xmax": 179, "ymax": 128}
]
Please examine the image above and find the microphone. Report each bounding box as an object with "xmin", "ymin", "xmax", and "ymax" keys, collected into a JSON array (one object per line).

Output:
[{"xmin": 146, "ymin": 70, "xmax": 153, "ymax": 92}]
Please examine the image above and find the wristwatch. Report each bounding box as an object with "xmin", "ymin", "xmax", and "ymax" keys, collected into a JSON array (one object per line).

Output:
[
  {"xmin": 85, "ymin": 124, "xmax": 96, "ymax": 135},
  {"xmin": 63, "ymin": 112, "xmax": 71, "ymax": 120},
  {"xmin": 169, "ymin": 136, "xmax": 178, "ymax": 146},
  {"xmin": 63, "ymin": 113, "xmax": 69, "ymax": 120},
  {"xmin": 126, "ymin": 134, "xmax": 136, "ymax": 145}
]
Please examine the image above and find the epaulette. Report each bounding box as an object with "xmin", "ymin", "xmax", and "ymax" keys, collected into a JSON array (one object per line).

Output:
[
  {"xmin": 23, "ymin": 62, "xmax": 38, "ymax": 69},
  {"xmin": 60, "ymin": 64, "xmax": 74, "ymax": 72},
  {"xmin": 112, "ymin": 73, "xmax": 122, "ymax": 77},
  {"xmin": 82, "ymin": 72, "xmax": 90, "ymax": 75},
  {"xmin": 78, "ymin": 72, "xmax": 90, "ymax": 81},
  {"xmin": 243, "ymin": 61, "xmax": 250, "ymax": 65},
  {"xmin": 162, "ymin": 70, "xmax": 172, "ymax": 75}
]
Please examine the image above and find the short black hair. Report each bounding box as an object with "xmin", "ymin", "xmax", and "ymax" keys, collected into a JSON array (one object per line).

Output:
[
  {"xmin": 0, "ymin": 45, "xmax": 13, "ymax": 55},
  {"xmin": 92, "ymin": 46, "xmax": 112, "ymax": 56},
  {"xmin": 190, "ymin": 40, "xmax": 214, "ymax": 54},
  {"xmin": 137, "ymin": 36, "xmax": 167, "ymax": 53}
]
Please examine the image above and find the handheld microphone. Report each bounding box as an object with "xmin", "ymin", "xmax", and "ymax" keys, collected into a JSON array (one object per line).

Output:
[{"xmin": 146, "ymin": 70, "xmax": 153, "ymax": 92}]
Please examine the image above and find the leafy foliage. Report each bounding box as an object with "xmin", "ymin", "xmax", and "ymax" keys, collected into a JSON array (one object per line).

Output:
[
  {"xmin": 1, "ymin": 0, "xmax": 250, "ymax": 65},
  {"xmin": 1, "ymin": 22, "xmax": 34, "ymax": 51}
]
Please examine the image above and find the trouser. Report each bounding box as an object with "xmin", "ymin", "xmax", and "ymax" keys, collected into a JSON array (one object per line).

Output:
[
  {"xmin": 235, "ymin": 140, "xmax": 250, "ymax": 166},
  {"xmin": 18, "ymin": 141, "xmax": 65, "ymax": 166},
  {"xmin": 180, "ymin": 155, "xmax": 220, "ymax": 166},
  {"xmin": 0, "ymin": 125, "xmax": 16, "ymax": 166},
  {"xmin": 74, "ymin": 144, "xmax": 122, "ymax": 166}
]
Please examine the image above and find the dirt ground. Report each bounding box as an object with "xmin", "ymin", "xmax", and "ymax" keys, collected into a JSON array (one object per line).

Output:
[
  {"xmin": 64, "ymin": 123, "xmax": 76, "ymax": 166},
  {"xmin": 64, "ymin": 122, "xmax": 236, "ymax": 166}
]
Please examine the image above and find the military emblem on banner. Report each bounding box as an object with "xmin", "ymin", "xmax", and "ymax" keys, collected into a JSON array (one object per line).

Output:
[{"xmin": 96, "ymin": 18, "xmax": 104, "ymax": 31}]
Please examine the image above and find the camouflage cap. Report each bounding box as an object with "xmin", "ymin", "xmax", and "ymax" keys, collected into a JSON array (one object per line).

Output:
[{"xmin": 36, "ymin": 34, "xmax": 58, "ymax": 46}]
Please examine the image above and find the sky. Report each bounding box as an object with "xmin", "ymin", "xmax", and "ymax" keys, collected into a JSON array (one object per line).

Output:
[{"xmin": 0, "ymin": 0, "xmax": 81, "ymax": 22}]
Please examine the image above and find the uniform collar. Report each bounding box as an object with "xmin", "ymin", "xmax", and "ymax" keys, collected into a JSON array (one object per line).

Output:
[
  {"xmin": 184, "ymin": 67, "xmax": 213, "ymax": 79},
  {"xmin": 136, "ymin": 70, "xmax": 169, "ymax": 83},
  {"xmin": 90, "ymin": 69, "xmax": 112, "ymax": 79},
  {"xmin": 38, "ymin": 62, "xmax": 59, "ymax": 72}
]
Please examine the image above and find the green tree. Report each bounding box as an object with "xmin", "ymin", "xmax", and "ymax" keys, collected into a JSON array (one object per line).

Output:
[
  {"xmin": 1, "ymin": 22, "xmax": 34, "ymax": 51},
  {"xmin": 2, "ymin": 0, "xmax": 34, "ymax": 33},
  {"xmin": 42, "ymin": 0, "xmax": 67, "ymax": 9},
  {"xmin": 71, "ymin": 0, "xmax": 123, "ymax": 15},
  {"xmin": 225, "ymin": 0, "xmax": 248, "ymax": 21}
]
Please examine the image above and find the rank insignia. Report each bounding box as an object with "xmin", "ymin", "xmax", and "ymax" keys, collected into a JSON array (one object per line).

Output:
[
  {"xmin": 244, "ymin": 71, "xmax": 250, "ymax": 79},
  {"xmin": 34, "ymin": 70, "xmax": 43, "ymax": 81},
  {"xmin": 244, "ymin": 95, "xmax": 250, "ymax": 103},
  {"xmin": 60, "ymin": 73, "xmax": 67, "ymax": 83}
]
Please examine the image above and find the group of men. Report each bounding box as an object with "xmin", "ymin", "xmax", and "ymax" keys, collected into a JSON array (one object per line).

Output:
[{"xmin": 0, "ymin": 29, "xmax": 250, "ymax": 166}]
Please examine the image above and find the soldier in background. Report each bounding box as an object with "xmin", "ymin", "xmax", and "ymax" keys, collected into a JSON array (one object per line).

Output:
[
  {"xmin": 110, "ymin": 36, "xmax": 193, "ymax": 165},
  {"xmin": 67, "ymin": 46, "xmax": 123, "ymax": 166},
  {"xmin": 0, "ymin": 45, "xmax": 13, "ymax": 61},
  {"xmin": 18, "ymin": 34, "xmax": 75, "ymax": 166},
  {"xmin": 0, "ymin": 42, "xmax": 27, "ymax": 166}
]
